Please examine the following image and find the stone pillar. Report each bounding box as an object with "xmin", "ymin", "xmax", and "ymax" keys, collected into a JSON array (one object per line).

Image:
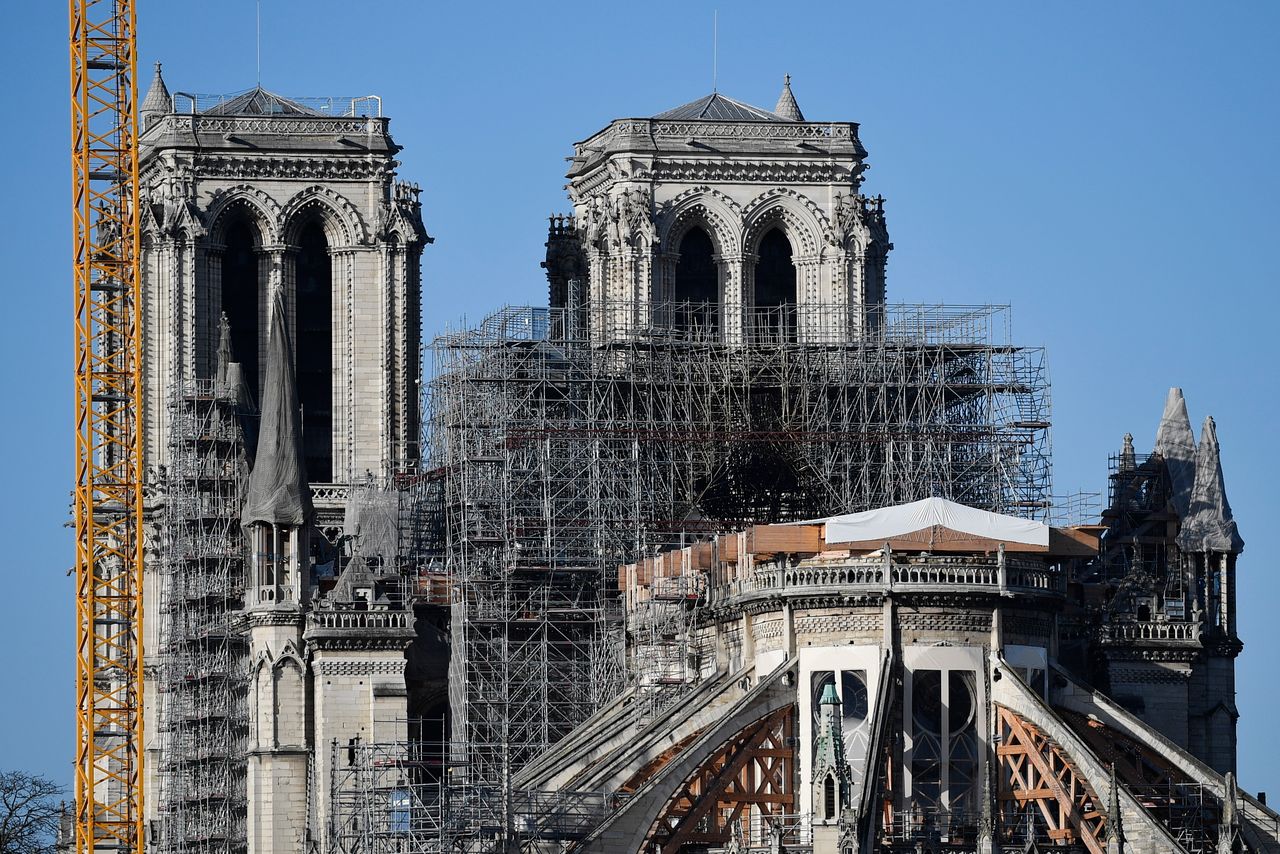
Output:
[
  {"xmin": 722, "ymin": 256, "xmax": 744, "ymax": 345},
  {"xmin": 304, "ymin": 610, "xmax": 415, "ymax": 842},
  {"xmin": 246, "ymin": 609, "xmax": 309, "ymax": 854}
]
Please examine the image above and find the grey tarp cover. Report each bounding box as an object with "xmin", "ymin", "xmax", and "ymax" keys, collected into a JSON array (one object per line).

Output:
[
  {"xmin": 241, "ymin": 289, "xmax": 313, "ymax": 527},
  {"xmin": 343, "ymin": 482, "xmax": 400, "ymax": 562},
  {"xmin": 1176, "ymin": 416, "xmax": 1244, "ymax": 554},
  {"xmin": 1154, "ymin": 387, "xmax": 1196, "ymax": 519}
]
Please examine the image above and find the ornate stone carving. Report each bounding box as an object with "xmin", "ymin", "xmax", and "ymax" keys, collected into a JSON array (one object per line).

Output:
[
  {"xmin": 655, "ymin": 186, "xmax": 742, "ymax": 255},
  {"xmin": 652, "ymin": 159, "xmax": 857, "ymax": 186},
  {"xmin": 192, "ymin": 154, "xmax": 391, "ymax": 182},
  {"xmin": 741, "ymin": 187, "xmax": 829, "ymax": 257},
  {"xmin": 278, "ymin": 184, "xmax": 370, "ymax": 245},
  {"xmin": 311, "ymin": 658, "xmax": 407, "ymax": 677},
  {"xmin": 204, "ymin": 183, "xmax": 283, "ymax": 243},
  {"xmin": 143, "ymin": 177, "xmax": 206, "ymax": 239}
]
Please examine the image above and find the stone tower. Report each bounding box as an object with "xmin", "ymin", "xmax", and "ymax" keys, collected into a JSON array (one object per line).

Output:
[
  {"xmin": 545, "ymin": 77, "xmax": 891, "ymax": 344},
  {"xmin": 1096, "ymin": 388, "xmax": 1244, "ymax": 774},
  {"xmin": 138, "ymin": 63, "xmax": 428, "ymax": 487},
  {"xmin": 138, "ymin": 65, "xmax": 428, "ymax": 854}
]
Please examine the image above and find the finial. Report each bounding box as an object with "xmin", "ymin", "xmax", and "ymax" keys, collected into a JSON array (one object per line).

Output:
[{"xmin": 784, "ymin": 73, "xmax": 791, "ymax": 86}]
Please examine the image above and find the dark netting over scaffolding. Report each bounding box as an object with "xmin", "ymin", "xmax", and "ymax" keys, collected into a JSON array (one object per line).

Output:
[{"xmin": 421, "ymin": 300, "xmax": 1052, "ymax": 828}]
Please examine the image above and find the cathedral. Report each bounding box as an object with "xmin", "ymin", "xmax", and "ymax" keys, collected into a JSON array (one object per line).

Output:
[{"xmin": 132, "ymin": 62, "xmax": 1278, "ymax": 854}]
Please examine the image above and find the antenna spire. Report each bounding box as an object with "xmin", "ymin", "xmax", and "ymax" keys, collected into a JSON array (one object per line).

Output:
[
  {"xmin": 712, "ymin": 10, "xmax": 718, "ymax": 93},
  {"xmin": 256, "ymin": 0, "xmax": 262, "ymax": 86}
]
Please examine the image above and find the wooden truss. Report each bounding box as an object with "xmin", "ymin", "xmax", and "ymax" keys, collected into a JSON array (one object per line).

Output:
[
  {"xmin": 996, "ymin": 704, "xmax": 1108, "ymax": 854},
  {"xmin": 644, "ymin": 705, "xmax": 796, "ymax": 853}
]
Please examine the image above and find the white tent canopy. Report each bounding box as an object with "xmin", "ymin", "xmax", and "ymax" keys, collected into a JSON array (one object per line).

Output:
[{"xmin": 818, "ymin": 497, "xmax": 1049, "ymax": 547}]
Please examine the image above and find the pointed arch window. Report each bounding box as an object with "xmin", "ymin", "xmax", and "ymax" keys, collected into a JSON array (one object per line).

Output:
[
  {"xmin": 672, "ymin": 226, "xmax": 719, "ymax": 337},
  {"xmin": 754, "ymin": 227, "xmax": 797, "ymax": 342},
  {"xmin": 294, "ymin": 220, "xmax": 333, "ymax": 483},
  {"xmin": 221, "ymin": 218, "xmax": 261, "ymax": 403}
]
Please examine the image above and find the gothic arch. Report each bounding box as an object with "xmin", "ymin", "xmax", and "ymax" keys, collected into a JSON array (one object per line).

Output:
[
  {"xmin": 273, "ymin": 640, "xmax": 306, "ymax": 674},
  {"xmin": 279, "ymin": 185, "xmax": 367, "ymax": 246},
  {"xmin": 741, "ymin": 188, "xmax": 827, "ymax": 259},
  {"xmin": 658, "ymin": 187, "xmax": 741, "ymax": 257},
  {"xmin": 205, "ymin": 184, "xmax": 281, "ymax": 245}
]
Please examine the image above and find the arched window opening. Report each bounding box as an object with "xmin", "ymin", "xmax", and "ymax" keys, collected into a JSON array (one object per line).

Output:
[
  {"xmin": 823, "ymin": 775, "xmax": 836, "ymax": 819},
  {"xmin": 755, "ymin": 227, "xmax": 796, "ymax": 342},
  {"xmin": 672, "ymin": 226, "xmax": 718, "ymax": 335},
  {"xmin": 295, "ymin": 220, "xmax": 333, "ymax": 483},
  {"xmin": 221, "ymin": 219, "xmax": 260, "ymax": 404}
]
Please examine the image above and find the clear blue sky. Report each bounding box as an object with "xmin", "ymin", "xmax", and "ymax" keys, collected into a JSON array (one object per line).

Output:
[{"xmin": 3, "ymin": 1, "xmax": 1277, "ymax": 794}]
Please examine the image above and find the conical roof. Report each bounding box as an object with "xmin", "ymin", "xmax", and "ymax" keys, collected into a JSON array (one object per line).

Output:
[
  {"xmin": 1176, "ymin": 416, "xmax": 1244, "ymax": 554},
  {"xmin": 773, "ymin": 74, "xmax": 804, "ymax": 121},
  {"xmin": 241, "ymin": 288, "xmax": 313, "ymax": 527},
  {"xmin": 203, "ymin": 86, "xmax": 322, "ymax": 117},
  {"xmin": 140, "ymin": 62, "xmax": 172, "ymax": 121},
  {"xmin": 1153, "ymin": 387, "xmax": 1196, "ymax": 518}
]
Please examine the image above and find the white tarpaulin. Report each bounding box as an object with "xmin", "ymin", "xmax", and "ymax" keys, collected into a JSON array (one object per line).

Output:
[{"xmin": 821, "ymin": 497, "xmax": 1049, "ymax": 547}]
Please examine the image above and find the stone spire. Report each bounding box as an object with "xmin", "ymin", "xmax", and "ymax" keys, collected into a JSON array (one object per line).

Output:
[
  {"xmin": 241, "ymin": 288, "xmax": 313, "ymax": 528},
  {"xmin": 1154, "ymin": 387, "xmax": 1196, "ymax": 518},
  {"xmin": 1106, "ymin": 764, "xmax": 1124, "ymax": 854},
  {"xmin": 1218, "ymin": 771, "xmax": 1242, "ymax": 854},
  {"xmin": 812, "ymin": 682, "xmax": 851, "ymax": 821},
  {"xmin": 140, "ymin": 62, "xmax": 172, "ymax": 128},
  {"xmin": 773, "ymin": 74, "xmax": 805, "ymax": 121},
  {"xmin": 1177, "ymin": 416, "xmax": 1244, "ymax": 554}
]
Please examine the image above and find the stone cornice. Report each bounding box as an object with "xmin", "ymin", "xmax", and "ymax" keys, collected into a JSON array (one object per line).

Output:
[{"xmin": 247, "ymin": 606, "xmax": 304, "ymax": 627}]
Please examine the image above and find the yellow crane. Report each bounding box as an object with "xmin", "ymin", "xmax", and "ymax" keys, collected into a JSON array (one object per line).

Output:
[{"xmin": 69, "ymin": 2, "xmax": 144, "ymax": 854}]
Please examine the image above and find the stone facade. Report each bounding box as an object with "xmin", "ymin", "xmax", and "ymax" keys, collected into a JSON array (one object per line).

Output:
[
  {"xmin": 138, "ymin": 68, "xmax": 428, "ymax": 483},
  {"xmin": 139, "ymin": 67, "xmax": 425, "ymax": 854},
  {"xmin": 545, "ymin": 88, "xmax": 890, "ymax": 345}
]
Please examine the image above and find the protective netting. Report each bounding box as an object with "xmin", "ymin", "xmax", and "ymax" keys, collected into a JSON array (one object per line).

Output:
[{"xmin": 241, "ymin": 289, "xmax": 312, "ymax": 527}]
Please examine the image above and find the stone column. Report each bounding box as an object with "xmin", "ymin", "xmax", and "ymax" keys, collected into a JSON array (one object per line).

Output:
[{"xmin": 723, "ymin": 256, "xmax": 747, "ymax": 345}]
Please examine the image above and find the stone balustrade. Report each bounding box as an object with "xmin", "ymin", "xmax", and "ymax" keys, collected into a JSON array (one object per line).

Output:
[
  {"xmin": 740, "ymin": 555, "xmax": 1061, "ymax": 598},
  {"xmin": 308, "ymin": 609, "xmax": 410, "ymax": 631},
  {"xmin": 1107, "ymin": 620, "xmax": 1202, "ymax": 642}
]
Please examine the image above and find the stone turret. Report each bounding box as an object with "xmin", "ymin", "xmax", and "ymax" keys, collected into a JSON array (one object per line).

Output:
[
  {"xmin": 139, "ymin": 62, "xmax": 171, "ymax": 131},
  {"xmin": 773, "ymin": 74, "xmax": 805, "ymax": 121}
]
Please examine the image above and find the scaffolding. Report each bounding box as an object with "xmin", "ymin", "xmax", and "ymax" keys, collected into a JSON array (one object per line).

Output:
[
  {"xmin": 424, "ymin": 299, "xmax": 1052, "ymax": 844},
  {"xmin": 153, "ymin": 379, "xmax": 250, "ymax": 854}
]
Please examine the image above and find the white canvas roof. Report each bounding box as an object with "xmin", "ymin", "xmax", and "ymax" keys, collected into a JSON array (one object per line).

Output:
[{"xmin": 820, "ymin": 497, "xmax": 1049, "ymax": 547}]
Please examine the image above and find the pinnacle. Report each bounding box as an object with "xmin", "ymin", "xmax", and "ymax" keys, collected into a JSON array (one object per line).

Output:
[{"xmin": 773, "ymin": 74, "xmax": 805, "ymax": 122}]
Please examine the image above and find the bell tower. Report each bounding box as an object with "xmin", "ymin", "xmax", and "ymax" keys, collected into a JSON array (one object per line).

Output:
[
  {"xmin": 138, "ymin": 63, "xmax": 429, "ymax": 487},
  {"xmin": 546, "ymin": 76, "xmax": 890, "ymax": 345}
]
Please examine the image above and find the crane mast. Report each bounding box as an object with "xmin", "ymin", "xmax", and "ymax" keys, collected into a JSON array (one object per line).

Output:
[{"xmin": 69, "ymin": 2, "xmax": 144, "ymax": 854}]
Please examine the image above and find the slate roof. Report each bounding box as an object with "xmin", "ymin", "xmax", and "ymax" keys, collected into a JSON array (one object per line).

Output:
[
  {"xmin": 654, "ymin": 92, "xmax": 790, "ymax": 122},
  {"xmin": 203, "ymin": 86, "xmax": 323, "ymax": 117},
  {"xmin": 773, "ymin": 75, "xmax": 804, "ymax": 121},
  {"xmin": 140, "ymin": 62, "xmax": 172, "ymax": 117}
]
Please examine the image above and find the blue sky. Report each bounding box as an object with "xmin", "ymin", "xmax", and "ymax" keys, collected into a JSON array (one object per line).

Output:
[{"xmin": 3, "ymin": 1, "xmax": 1277, "ymax": 794}]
